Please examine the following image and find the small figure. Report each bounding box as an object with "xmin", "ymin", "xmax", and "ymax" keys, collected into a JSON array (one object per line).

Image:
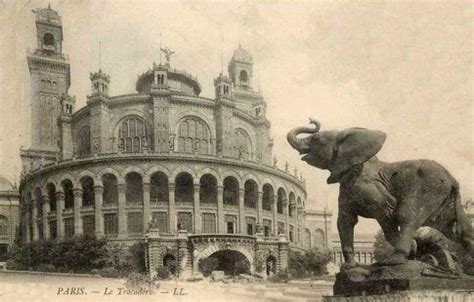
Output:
[
  {"xmin": 169, "ymin": 135, "xmax": 175, "ymax": 151},
  {"xmin": 273, "ymin": 156, "xmax": 278, "ymax": 168},
  {"xmin": 285, "ymin": 161, "xmax": 289, "ymax": 172}
]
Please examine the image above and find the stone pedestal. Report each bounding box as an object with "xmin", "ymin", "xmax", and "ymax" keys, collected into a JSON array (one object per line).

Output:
[
  {"xmin": 325, "ymin": 260, "xmax": 474, "ymax": 301},
  {"xmin": 324, "ymin": 290, "xmax": 473, "ymax": 302}
]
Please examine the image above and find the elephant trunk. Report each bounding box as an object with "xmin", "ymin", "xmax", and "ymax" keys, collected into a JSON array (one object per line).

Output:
[{"xmin": 287, "ymin": 118, "xmax": 321, "ymax": 154}]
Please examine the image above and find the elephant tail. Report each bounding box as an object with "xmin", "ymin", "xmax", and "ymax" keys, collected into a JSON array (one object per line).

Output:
[{"xmin": 452, "ymin": 187, "xmax": 474, "ymax": 253}]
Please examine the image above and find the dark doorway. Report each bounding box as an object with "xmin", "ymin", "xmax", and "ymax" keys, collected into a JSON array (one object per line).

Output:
[
  {"xmin": 209, "ymin": 250, "xmax": 250, "ymax": 275},
  {"xmin": 163, "ymin": 254, "xmax": 177, "ymax": 275},
  {"xmin": 266, "ymin": 256, "xmax": 277, "ymax": 276},
  {"xmin": 0, "ymin": 244, "xmax": 8, "ymax": 261}
]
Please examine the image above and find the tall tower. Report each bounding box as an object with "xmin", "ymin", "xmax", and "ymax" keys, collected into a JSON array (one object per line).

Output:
[
  {"xmin": 228, "ymin": 45, "xmax": 253, "ymax": 90},
  {"xmin": 21, "ymin": 6, "xmax": 71, "ymax": 171}
]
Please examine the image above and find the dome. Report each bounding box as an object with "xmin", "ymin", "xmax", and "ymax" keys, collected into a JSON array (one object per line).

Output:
[
  {"xmin": 35, "ymin": 5, "xmax": 62, "ymax": 25},
  {"xmin": 0, "ymin": 176, "xmax": 14, "ymax": 191},
  {"xmin": 232, "ymin": 45, "xmax": 253, "ymax": 63}
]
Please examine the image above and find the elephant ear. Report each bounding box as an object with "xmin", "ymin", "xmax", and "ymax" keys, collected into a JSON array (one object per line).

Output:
[{"xmin": 330, "ymin": 127, "xmax": 386, "ymax": 175}]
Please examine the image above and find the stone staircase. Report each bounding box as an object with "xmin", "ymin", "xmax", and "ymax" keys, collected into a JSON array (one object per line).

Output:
[{"xmin": 215, "ymin": 280, "xmax": 333, "ymax": 302}]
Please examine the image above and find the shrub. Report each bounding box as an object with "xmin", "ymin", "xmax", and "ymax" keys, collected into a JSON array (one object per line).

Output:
[
  {"xmin": 37, "ymin": 264, "xmax": 56, "ymax": 272},
  {"xmin": 128, "ymin": 242, "xmax": 147, "ymax": 273},
  {"xmin": 268, "ymin": 271, "xmax": 289, "ymax": 283},
  {"xmin": 127, "ymin": 272, "xmax": 151, "ymax": 288},
  {"xmin": 99, "ymin": 267, "xmax": 120, "ymax": 278},
  {"xmin": 234, "ymin": 259, "xmax": 250, "ymax": 275},
  {"xmin": 156, "ymin": 266, "xmax": 171, "ymax": 279},
  {"xmin": 198, "ymin": 257, "xmax": 219, "ymax": 277},
  {"xmin": 90, "ymin": 269, "xmax": 100, "ymax": 275},
  {"xmin": 288, "ymin": 246, "xmax": 332, "ymax": 279}
]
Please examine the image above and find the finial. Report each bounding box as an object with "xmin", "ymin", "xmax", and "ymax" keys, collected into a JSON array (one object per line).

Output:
[
  {"xmin": 99, "ymin": 41, "xmax": 102, "ymax": 71},
  {"xmin": 160, "ymin": 46, "xmax": 175, "ymax": 66},
  {"xmin": 48, "ymin": 3, "xmax": 51, "ymax": 9},
  {"xmin": 221, "ymin": 31, "xmax": 224, "ymax": 75},
  {"xmin": 159, "ymin": 33, "xmax": 162, "ymax": 65}
]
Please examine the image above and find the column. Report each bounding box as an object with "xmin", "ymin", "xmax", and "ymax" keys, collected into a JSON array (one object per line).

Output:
[
  {"xmin": 217, "ymin": 186, "xmax": 225, "ymax": 234},
  {"xmin": 257, "ymin": 191, "xmax": 263, "ymax": 226},
  {"xmin": 143, "ymin": 182, "xmax": 151, "ymax": 232},
  {"xmin": 272, "ymin": 196, "xmax": 278, "ymax": 236},
  {"xmin": 42, "ymin": 196, "xmax": 50, "ymax": 240},
  {"xmin": 168, "ymin": 183, "xmax": 177, "ymax": 234},
  {"xmin": 31, "ymin": 200, "xmax": 39, "ymax": 241},
  {"xmin": 193, "ymin": 183, "xmax": 201, "ymax": 234},
  {"xmin": 239, "ymin": 188, "xmax": 245, "ymax": 235},
  {"xmin": 56, "ymin": 191, "xmax": 65, "ymax": 238},
  {"xmin": 117, "ymin": 183, "xmax": 127, "ymax": 237},
  {"xmin": 72, "ymin": 189, "xmax": 81, "ymax": 236},
  {"xmin": 25, "ymin": 206, "xmax": 31, "ymax": 243},
  {"xmin": 94, "ymin": 186, "xmax": 104, "ymax": 236},
  {"xmin": 283, "ymin": 198, "xmax": 289, "ymax": 240}
]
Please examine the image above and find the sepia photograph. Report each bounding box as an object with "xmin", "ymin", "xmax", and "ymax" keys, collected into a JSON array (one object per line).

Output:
[{"xmin": 0, "ymin": 0, "xmax": 472, "ymax": 301}]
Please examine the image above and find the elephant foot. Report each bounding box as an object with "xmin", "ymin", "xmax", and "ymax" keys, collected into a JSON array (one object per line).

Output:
[{"xmin": 380, "ymin": 252, "xmax": 408, "ymax": 266}]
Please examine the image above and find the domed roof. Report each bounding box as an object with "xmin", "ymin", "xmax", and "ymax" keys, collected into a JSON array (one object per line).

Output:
[
  {"xmin": 232, "ymin": 45, "xmax": 253, "ymax": 63},
  {"xmin": 34, "ymin": 5, "xmax": 62, "ymax": 25},
  {"xmin": 0, "ymin": 176, "xmax": 14, "ymax": 191}
]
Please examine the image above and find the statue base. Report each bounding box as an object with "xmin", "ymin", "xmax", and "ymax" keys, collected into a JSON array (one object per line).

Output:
[
  {"xmin": 331, "ymin": 260, "xmax": 474, "ymax": 297},
  {"xmin": 323, "ymin": 290, "xmax": 473, "ymax": 302}
]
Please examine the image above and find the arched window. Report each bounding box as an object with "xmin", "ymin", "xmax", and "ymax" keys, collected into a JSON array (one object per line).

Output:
[
  {"xmin": 314, "ymin": 229, "xmax": 325, "ymax": 247},
  {"xmin": 239, "ymin": 70, "xmax": 248, "ymax": 83},
  {"xmin": 234, "ymin": 129, "xmax": 252, "ymax": 160},
  {"xmin": 81, "ymin": 176, "xmax": 95, "ymax": 207},
  {"xmin": 262, "ymin": 184, "xmax": 274, "ymax": 211},
  {"xmin": 200, "ymin": 174, "xmax": 217, "ymax": 204},
  {"xmin": 177, "ymin": 117, "xmax": 210, "ymax": 154},
  {"xmin": 223, "ymin": 177, "xmax": 239, "ymax": 206},
  {"xmin": 102, "ymin": 174, "xmax": 118, "ymax": 204},
  {"xmin": 76, "ymin": 126, "xmax": 91, "ymax": 157},
  {"xmin": 47, "ymin": 183, "xmax": 57, "ymax": 212},
  {"xmin": 175, "ymin": 172, "xmax": 193, "ymax": 203},
  {"xmin": 43, "ymin": 33, "xmax": 55, "ymax": 48},
  {"xmin": 150, "ymin": 172, "xmax": 169, "ymax": 203},
  {"xmin": 126, "ymin": 172, "xmax": 143, "ymax": 204},
  {"xmin": 277, "ymin": 188, "xmax": 286, "ymax": 214},
  {"xmin": 244, "ymin": 180, "xmax": 257, "ymax": 208},
  {"xmin": 289, "ymin": 192, "xmax": 295, "ymax": 217},
  {"xmin": 33, "ymin": 188, "xmax": 42, "ymax": 217},
  {"xmin": 62, "ymin": 179, "xmax": 74, "ymax": 209},
  {"xmin": 118, "ymin": 116, "xmax": 149, "ymax": 153},
  {"xmin": 0, "ymin": 215, "xmax": 8, "ymax": 236},
  {"xmin": 304, "ymin": 228, "xmax": 311, "ymax": 249}
]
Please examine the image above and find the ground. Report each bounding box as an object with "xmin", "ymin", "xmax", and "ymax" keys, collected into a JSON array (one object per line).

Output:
[{"xmin": 0, "ymin": 271, "xmax": 333, "ymax": 302}]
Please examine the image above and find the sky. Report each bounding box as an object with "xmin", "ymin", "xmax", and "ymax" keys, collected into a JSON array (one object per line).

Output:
[{"xmin": 0, "ymin": 0, "xmax": 472, "ymax": 234}]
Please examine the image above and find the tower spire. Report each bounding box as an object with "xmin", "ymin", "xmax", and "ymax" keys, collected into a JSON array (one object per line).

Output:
[
  {"xmin": 220, "ymin": 31, "xmax": 224, "ymax": 75},
  {"xmin": 159, "ymin": 33, "xmax": 162, "ymax": 65},
  {"xmin": 99, "ymin": 41, "xmax": 102, "ymax": 70}
]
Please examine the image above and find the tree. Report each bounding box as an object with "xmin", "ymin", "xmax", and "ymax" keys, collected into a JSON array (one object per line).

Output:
[{"xmin": 373, "ymin": 230, "xmax": 393, "ymax": 262}]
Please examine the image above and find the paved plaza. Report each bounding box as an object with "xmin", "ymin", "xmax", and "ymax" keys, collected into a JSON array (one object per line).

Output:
[{"xmin": 0, "ymin": 271, "xmax": 333, "ymax": 302}]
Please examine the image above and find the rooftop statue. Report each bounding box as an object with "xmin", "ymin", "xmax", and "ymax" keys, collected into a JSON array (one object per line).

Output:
[{"xmin": 287, "ymin": 118, "xmax": 474, "ymax": 294}]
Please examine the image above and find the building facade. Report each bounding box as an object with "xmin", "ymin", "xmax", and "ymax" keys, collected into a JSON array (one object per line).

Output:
[
  {"xmin": 0, "ymin": 177, "xmax": 20, "ymax": 261},
  {"xmin": 19, "ymin": 6, "xmax": 316, "ymax": 277}
]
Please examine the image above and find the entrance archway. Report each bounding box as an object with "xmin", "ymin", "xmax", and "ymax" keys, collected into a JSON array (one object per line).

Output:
[
  {"xmin": 163, "ymin": 254, "xmax": 177, "ymax": 275},
  {"xmin": 266, "ymin": 255, "xmax": 277, "ymax": 276},
  {"xmin": 209, "ymin": 250, "xmax": 251, "ymax": 275}
]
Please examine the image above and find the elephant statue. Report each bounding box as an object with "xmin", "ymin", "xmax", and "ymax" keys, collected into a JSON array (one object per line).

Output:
[{"xmin": 287, "ymin": 118, "xmax": 474, "ymax": 270}]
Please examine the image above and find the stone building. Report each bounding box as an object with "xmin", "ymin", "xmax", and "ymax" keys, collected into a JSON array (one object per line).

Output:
[
  {"xmin": 332, "ymin": 233, "xmax": 376, "ymax": 266},
  {"xmin": 19, "ymin": 6, "xmax": 317, "ymax": 277},
  {"xmin": 0, "ymin": 177, "xmax": 20, "ymax": 261}
]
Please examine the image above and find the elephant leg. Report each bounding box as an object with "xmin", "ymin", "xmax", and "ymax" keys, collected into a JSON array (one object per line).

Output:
[
  {"xmin": 384, "ymin": 199, "xmax": 425, "ymax": 265},
  {"xmin": 379, "ymin": 219, "xmax": 398, "ymax": 247},
  {"xmin": 337, "ymin": 208, "xmax": 358, "ymax": 269}
]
